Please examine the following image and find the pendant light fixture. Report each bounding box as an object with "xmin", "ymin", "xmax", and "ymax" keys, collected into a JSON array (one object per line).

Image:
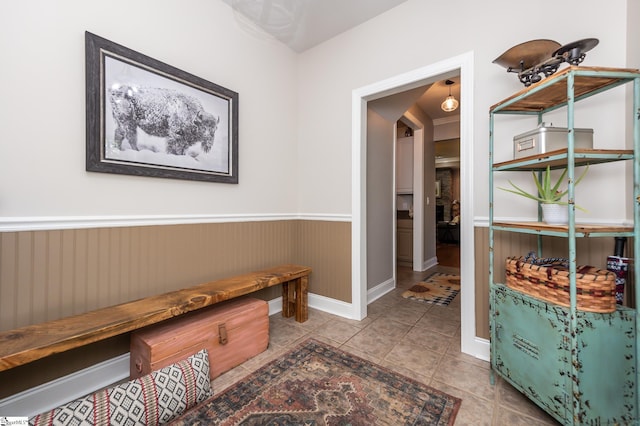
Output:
[{"xmin": 441, "ymin": 79, "xmax": 459, "ymax": 112}]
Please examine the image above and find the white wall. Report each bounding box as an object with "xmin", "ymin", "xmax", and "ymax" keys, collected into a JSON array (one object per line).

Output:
[
  {"xmin": 628, "ymin": 1, "xmax": 640, "ymax": 70},
  {"xmin": 296, "ymin": 0, "xmax": 632, "ymax": 223},
  {"xmin": 434, "ymin": 119, "xmax": 460, "ymax": 142},
  {"xmin": 1, "ymin": 0, "xmax": 637, "ymax": 224},
  {"xmin": 0, "ymin": 0, "xmax": 298, "ymax": 219},
  {"xmin": 365, "ymin": 109, "xmax": 395, "ymax": 289}
]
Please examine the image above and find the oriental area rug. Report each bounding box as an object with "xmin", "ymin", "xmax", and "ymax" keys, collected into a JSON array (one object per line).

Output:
[
  {"xmin": 402, "ymin": 273, "xmax": 461, "ymax": 306},
  {"xmin": 174, "ymin": 338, "xmax": 461, "ymax": 425}
]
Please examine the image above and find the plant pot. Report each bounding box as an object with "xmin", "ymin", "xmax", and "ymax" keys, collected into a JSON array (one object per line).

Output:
[{"xmin": 541, "ymin": 203, "xmax": 568, "ymax": 225}]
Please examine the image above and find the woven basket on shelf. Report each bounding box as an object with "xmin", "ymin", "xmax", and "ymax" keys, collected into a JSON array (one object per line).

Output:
[{"xmin": 504, "ymin": 256, "xmax": 616, "ymax": 313}]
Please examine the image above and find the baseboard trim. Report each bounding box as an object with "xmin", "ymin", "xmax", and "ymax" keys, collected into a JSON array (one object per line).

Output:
[
  {"xmin": 309, "ymin": 293, "xmax": 355, "ymax": 318},
  {"xmin": 423, "ymin": 256, "xmax": 438, "ymax": 270},
  {"xmin": 474, "ymin": 337, "xmax": 490, "ymax": 362},
  {"xmin": 0, "ymin": 353, "xmax": 130, "ymax": 417},
  {"xmin": 268, "ymin": 293, "xmax": 354, "ymax": 319},
  {"xmin": 367, "ymin": 278, "xmax": 395, "ymax": 304}
]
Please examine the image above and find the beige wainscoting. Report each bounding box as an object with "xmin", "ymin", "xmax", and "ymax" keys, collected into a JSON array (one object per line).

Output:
[
  {"xmin": 474, "ymin": 227, "xmax": 634, "ymax": 340},
  {"xmin": 0, "ymin": 219, "xmax": 351, "ymax": 397},
  {"xmin": 1, "ymin": 220, "xmax": 627, "ymax": 396}
]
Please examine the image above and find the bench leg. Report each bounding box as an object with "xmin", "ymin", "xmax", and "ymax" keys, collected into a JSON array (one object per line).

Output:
[
  {"xmin": 281, "ymin": 277, "xmax": 309, "ymax": 322},
  {"xmin": 282, "ymin": 281, "xmax": 296, "ymax": 318},
  {"xmin": 295, "ymin": 275, "xmax": 308, "ymax": 323}
]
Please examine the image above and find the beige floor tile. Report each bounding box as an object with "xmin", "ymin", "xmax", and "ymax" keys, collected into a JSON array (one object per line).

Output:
[
  {"xmin": 434, "ymin": 357, "xmax": 496, "ymax": 401},
  {"xmin": 334, "ymin": 342, "xmax": 383, "ymax": 364},
  {"xmin": 416, "ymin": 312, "xmax": 460, "ymax": 337},
  {"xmin": 313, "ymin": 318, "xmax": 363, "ymax": 344},
  {"xmin": 427, "ymin": 303, "xmax": 461, "ymax": 322},
  {"xmin": 432, "ymin": 380, "xmax": 495, "ymax": 426},
  {"xmin": 494, "ymin": 406, "xmax": 560, "ymax": 425},
  {"xmin": 446, "ymin": 337, "xmax": 491, "ymax": 369},
  {"xmin": 332, "ymin": 313, "xmax": 375, "ymax": 329},
  {"xmin": 291, "ymin": 308, "xmax": 334, "ymax": 330},
  {"xmin": 342, "ymin": 325, "xmax": 403, "ymax": 359},
  {"xmin": 498, "ymin": 378, "xmax": 560, "ymax": 424},
  {"xmin": 381, "ymin": 303, "xmax": 428, "ymax": 325},
  {"xmin": 268, "ymin": 320, "xmax": 310, "ymax": 346},
  {"xmin": 403, "ymin": 326, "xmax": 453, "ymax": 354},
  {"xmin": 366, "ymin": 316, "xmax": 413, "ymax": 337},
  {"xmin": 378, "ymin": 358, "xmax": 434, "ymax": 386},
  {"xmin": 382, "ymin": 340, "xmax": 442, "ymax": 378},
  {"xmin": 367, "ymin": 300, "xmax": 398, "ymax": 317}
]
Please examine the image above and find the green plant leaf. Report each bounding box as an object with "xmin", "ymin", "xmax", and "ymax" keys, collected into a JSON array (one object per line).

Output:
[
  {"xmin": 498, "ymin": 164, "xmax": 589, "ymax": 211},
  {"xmin": 551, "ymin": 167, "xmax": 567, "ymax": 199}
]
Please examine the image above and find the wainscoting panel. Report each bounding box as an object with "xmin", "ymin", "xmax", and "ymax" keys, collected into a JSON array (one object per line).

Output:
[
  {"xmin": 3, "ymin": 222, "xmax": 625, "ymax": 397},
  {"xmin": 295, "ymin": 220, "xmax": 352, "ymax": 303},
  {"xmin": 0, "ymin": 219, "xmax": 352, "ymax": 398},
  {"xmin": 1, "ymin": 222, "xmax": 295, "ymax": 331}
]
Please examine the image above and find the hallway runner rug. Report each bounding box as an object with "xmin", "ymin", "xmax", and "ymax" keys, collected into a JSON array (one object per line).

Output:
[
  {"xmin": 402, "ymin": 272, "xmax": 461, "ymax": 306},
  {"xmin": 173, "ymin": 338, "xmax": 461, "ymax": 425}
]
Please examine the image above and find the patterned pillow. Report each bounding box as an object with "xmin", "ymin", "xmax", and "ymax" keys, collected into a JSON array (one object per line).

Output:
[{"xmin": 29, "ymin": 349, "xmax": 211, "ymax": 425}]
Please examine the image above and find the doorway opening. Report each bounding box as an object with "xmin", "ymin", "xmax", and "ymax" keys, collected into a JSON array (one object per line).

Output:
[
  {"xmin": 351, "ymin": 52, "xmax": 488, "ymax": 360},
  {"xmin": 435, "ymin": 137, "xmax": 461, "ymax": 268}
]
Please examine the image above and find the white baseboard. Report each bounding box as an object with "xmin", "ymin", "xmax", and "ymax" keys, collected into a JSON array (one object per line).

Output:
[
  {"xmin": 0, "ymin": 353, "xmax": 130, "ymax": 417},
  {"xmin": 367, "ymin": 277, "xmax": 395, "ymax": 304},
  {"xmin": 268, "ymin": 297, "xmax": 284, "ymax": 315},
  {"xmin": 308, "ymin": 293, "xmax": 355, "ymax": 318},
  {"xmin": 423, "ymin": 256, "xmax": 438, "ymax": 270},
  {"xmin": 268, "ymin": 293, "xmax": 354, "ymax": 319},
  {"xmin": 470, "ymin": 337, "xmax": 490, "ymax": 362}
]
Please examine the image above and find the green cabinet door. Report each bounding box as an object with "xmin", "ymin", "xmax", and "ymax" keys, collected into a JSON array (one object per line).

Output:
[
  {"xmin": 492, "ymin": 283, "xmax": 569, "ymax": 423},
  {"xmin": 574, "ymin": 306, "xmax": 636, "ymax": 424}
]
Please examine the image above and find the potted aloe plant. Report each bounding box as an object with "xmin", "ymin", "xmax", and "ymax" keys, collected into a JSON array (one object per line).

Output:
[{"xmin": 499, "ymin": 165, "xmax": 589, "ymax": 224}]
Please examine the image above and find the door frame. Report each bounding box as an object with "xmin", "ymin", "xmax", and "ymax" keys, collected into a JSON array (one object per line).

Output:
[
  {"xmin": 401, "ymin": 114, "xmax": 425, "ymax": 271},
  {"xmin": 351, "ymin": 51, "xmax": 486, "ymax": 359}
]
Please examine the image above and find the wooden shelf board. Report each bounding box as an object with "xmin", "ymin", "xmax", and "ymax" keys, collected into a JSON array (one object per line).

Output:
[
  {"xmin": 493, "ymin": 149, "xmax": 633, "ymax": 171},
  {"xmin": 490, "ymin": 66, "xmax": 640, "ymax": 113},
  {"xmin": 493, "ymin": 221, "xmax": 633, "ymax": 235}
]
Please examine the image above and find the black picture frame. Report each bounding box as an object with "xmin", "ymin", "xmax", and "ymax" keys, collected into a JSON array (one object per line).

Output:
[{"xmin": 85, "ymin": 32, "xmax": 239, "ymax": 183}]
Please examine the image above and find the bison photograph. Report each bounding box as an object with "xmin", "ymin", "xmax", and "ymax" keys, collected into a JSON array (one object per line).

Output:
[
  {"xmin": 102, "ymin": 54, "xmax": 231, "ymax": 175},
  {"xmin": 109, "ymin": 86, "xmax": 220, "ymax": 156}
]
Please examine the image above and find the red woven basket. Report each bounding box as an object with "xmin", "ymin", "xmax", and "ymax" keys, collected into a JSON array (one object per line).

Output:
[{"xmin": 505, "ymin": 256, "xmax": 616, "ymax": 313}]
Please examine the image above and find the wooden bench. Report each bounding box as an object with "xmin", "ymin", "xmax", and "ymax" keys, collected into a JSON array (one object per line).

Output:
[{"xmin": 0, "ymin": 264, "xmax": 311, "ymax": 372}]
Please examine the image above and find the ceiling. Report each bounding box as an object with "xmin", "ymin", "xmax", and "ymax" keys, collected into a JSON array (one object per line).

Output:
[
  {"xmin": 224, "ymin": 0, "xmax": 460, "ymax": 121},
  {"xmin": 223, "ymin": 0, "xmax": 409, "ymax": 52}
]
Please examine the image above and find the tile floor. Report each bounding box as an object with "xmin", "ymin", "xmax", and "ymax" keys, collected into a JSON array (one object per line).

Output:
[{"xmin": 211, "ymin": 265, "xmax": 560, "ymax": 425}]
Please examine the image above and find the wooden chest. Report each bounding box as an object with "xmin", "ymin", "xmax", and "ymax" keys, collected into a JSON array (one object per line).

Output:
[{"xmin": 130, "ymin": 297, "xmax": 269, "ymax": 380}]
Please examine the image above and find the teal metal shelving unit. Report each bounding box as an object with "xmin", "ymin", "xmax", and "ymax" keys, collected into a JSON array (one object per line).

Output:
[{"xmin": 489, "ymin": 66, "xmax": 640, "ymax": 425}]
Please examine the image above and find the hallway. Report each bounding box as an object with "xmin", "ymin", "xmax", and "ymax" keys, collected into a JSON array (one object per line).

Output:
[{"xmin": 437, "ymin": 241, "xmax": 460, "ymax": 268}]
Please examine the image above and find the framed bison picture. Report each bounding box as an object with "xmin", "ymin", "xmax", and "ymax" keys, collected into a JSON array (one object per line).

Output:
[{"xmin": 85, "ymin": 32, "xmax": 239, "ymax": 183}]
